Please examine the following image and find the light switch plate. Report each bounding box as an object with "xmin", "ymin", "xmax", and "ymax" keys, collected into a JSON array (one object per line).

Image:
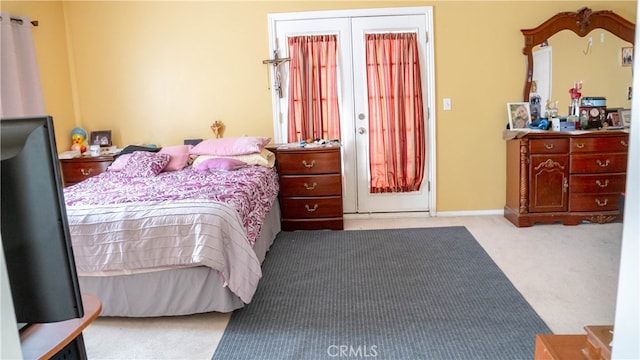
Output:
[{"xmin": 443, "ymin": 98, "xmax": 452, "ymax": 111}]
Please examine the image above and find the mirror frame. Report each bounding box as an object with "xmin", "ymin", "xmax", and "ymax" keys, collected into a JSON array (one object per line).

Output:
[{"xmin": 521, "ymin": 7, "xmax": 635, "ymax": 101}]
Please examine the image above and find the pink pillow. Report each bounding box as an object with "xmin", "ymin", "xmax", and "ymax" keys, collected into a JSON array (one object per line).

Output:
[
  {"xmin": 122, "ymin": 151, "xmax": 170, "ymax": 177},
  {"xmin": 188, "ymin": 136, "xmax": 271, "ymax": 156},
  {"xmin": 107, "ymin": 154, "xmax": 132, "ymax": 171},
  {"xmin": 159, "ymin": 144, "xmax": 193, "ymax": 172},
  {"xmin": 194, "ymin": 158, "xmax": 247, "ymax": 171}
]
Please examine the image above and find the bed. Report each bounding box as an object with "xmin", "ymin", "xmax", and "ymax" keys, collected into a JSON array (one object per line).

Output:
[{"xmin": 63, "ymin": 143, "xmax": 280, "ymax": 317}]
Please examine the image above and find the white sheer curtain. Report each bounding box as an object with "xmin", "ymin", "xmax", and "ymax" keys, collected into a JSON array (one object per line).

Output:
[{"xmin": 0, "ymin": 13, "xmax": 45, "ymax": 118}]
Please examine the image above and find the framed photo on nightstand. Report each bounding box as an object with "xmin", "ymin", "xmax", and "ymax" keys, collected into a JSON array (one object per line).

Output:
[{"xmin": 90, "ymin": 130, "xmax": 112, "ymax": 147}]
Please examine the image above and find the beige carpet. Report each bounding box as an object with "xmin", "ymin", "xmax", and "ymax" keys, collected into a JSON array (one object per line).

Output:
[{"xmin": 82, "ymin": 214, "xmax": 622, "ymax": 359}]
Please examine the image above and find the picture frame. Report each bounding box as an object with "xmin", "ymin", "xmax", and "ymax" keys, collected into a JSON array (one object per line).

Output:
[
  {"xmin": 621, "ymin": 46, "xmax": 633, "ymax": 67},
  {"xmin": 606, "ymin": 112, "xmax": 621, "ymax": 127},
  {"xmin": 618, "ymin": 109, "xmax": 632, "ymax": 127},
  {"xmin": 90, "ymin": 130, "xmax": 112, "ymax": 147},
  {"xmin": 507, "ymin": 102, "xmax": 531, "ymax": 129}
]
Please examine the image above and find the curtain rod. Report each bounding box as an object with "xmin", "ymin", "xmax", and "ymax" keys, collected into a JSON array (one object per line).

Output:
[
  {"xmin": 2, "ymin": 16, "xmax": 39, "ymax": 26},
  {"xmin": 12, "ymin": 17, "xmax": 38, "ymax": 26}
]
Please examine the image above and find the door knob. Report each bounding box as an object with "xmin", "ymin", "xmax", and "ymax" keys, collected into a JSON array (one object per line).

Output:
[{"xmin": 358, "ymin": 127, "xmax": 366, "ymax": 134}]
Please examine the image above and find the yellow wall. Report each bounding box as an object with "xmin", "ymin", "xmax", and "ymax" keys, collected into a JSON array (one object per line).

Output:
[{"xmin": 3, "ymin": 1, "xmax": 636, "ymax": 212}]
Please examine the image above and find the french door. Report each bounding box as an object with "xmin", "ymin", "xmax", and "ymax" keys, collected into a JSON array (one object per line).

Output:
[{"xmin": 270, "ymin": 7, "xmax": 435, "ymax": 213}]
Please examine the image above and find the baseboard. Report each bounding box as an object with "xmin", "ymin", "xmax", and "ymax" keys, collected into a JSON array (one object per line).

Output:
[
  {"xmin": 434, "ymin": 209, "xmax": 503, "ymax": 217},
  {"xmin": 344, "ymin": 209, "xmax": 503, "ymax": 219}
]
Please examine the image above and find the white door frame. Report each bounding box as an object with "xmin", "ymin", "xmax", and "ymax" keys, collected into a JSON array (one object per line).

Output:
[{"xmin": 267, "ymin": 7, "xmax": 437, "ymax": 215}]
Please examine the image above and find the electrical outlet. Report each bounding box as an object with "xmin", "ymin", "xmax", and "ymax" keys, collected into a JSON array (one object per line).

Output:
[{"xmin": 443, "ymin": 98, "xmax": 452, "ymax": 111}]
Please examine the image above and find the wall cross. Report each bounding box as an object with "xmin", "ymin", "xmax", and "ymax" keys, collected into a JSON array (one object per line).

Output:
[{"xmin": 262, "ymin": 50, "xmax": 290, "ymax": 98}]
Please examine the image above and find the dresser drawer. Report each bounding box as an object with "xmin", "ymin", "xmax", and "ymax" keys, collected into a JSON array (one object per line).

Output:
[
  {"xmin": 60, "ymin": 157, "xmax": 113, "ymax": 186},
  {"xmin": 570, "ymin": 153, "xmax": 627, "ymax": 174},
  {"xmin": 276, "ymin": 151, "xmax": 341, "ymax": 175},
  {"xmin": 279, "ymin": 174, "xmax": 342, "ymax": 197},
  {"xmin": 570, "ymin": 136, "xmax": 629, "ymax": 153},
  {"xmin": 570, "ymin": 193, "xmax": 621, "ymax": 212},
  {"xmin": 530, "ymin": 138, "xmax": 569, "ymax": 154},
  {"xmin": 570, "ymin": 173, "xmax": 626, "ymax": 194},
  {"xmin": 280, "ymin": 196, "xmax": 343, "ymax": 219}
]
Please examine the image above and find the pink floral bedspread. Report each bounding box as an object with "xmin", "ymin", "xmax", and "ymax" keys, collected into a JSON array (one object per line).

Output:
[{"xmin": 64, "ymin": 166, "xmax": 279, "ymax": 245}]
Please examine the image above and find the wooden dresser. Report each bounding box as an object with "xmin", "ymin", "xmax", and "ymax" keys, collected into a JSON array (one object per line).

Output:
[
  {"xmin": 59, "ymin": 155, "xmax": 114, "ymax": 187},
  {"xmin": 271, "ymin": 145, "xmax": 343, "ymax": 231},
  {"xmin": 504, "ymin": 130, "xmax": 628, "ymax": 227}
]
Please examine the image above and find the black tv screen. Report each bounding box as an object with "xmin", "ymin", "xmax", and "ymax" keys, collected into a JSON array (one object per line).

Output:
[{"xmin": 1, "ymin": 116, "xmax": 84, "ymax": 324}]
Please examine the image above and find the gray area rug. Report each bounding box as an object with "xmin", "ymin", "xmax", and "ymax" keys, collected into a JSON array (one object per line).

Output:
[{"xmin": 213, "ymin": 227, "xmax": 551, "ymax": 359}]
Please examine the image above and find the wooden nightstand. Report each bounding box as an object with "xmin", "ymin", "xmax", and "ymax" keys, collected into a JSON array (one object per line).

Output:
[
  {"xmin": 59, "ymin": 155, "xmax": 114, "ymax": 187},
  {"xmin": 271, "ymin": 145, "xmax": 343, "ymax": 231}
]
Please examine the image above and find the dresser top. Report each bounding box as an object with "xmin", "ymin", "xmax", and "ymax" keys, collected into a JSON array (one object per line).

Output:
[{"xmin": 503, "ymin": 129, "xmax": 629, "ymax": 141}]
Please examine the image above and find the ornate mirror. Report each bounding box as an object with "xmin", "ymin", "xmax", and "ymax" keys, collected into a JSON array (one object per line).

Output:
[{"xmin": 521, "ymin": 7, "xmax": 635, "ymax": 106}]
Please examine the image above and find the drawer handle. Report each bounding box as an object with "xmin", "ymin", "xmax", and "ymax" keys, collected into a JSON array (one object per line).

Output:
[
  {"xmin": 302, "ymin": 160, "xmax": 316, "ymax": 168},
  {"xmin": 563, "ymin": 177, "xmax": 568, "ymax": 193},
  {"xmin": 595, "ymin": 179, "xmax": 609, "ymax": 188},
  {"xmin": 595, "ymin": 198, "xmax": 609, "ymax": 207},
  {"xmin": 596, "ymin": 159, "xmax": 610, "ymax": 167},
  {"xmin": 621, "ymin": 140, "xmax": 628, "ymax": 147},
  {"xmin": 544, "ymin": 143, "xmax": 554, "ymax": 150},
  {"xmin": 576, "ymin": 143, "xmax": 585, "ymax": 149},
  {"xmin": 303, "ymin": 182, "xmax": 318, "ymax": 191},
  {"xmin": 80, "ymin": 168, "xmax": 93, "ymax": 176},
  {"xmin": 305, "ymin": 204, "xmax": 319, "ymax": 212}
]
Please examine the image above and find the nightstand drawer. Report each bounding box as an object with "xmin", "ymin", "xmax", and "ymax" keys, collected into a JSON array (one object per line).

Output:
[
  {"xmin": 60, "ymin": 156, "xmax": 113, "ymax": 186},
  {"xmin": 278, "ymin": 174, "xmax": 342, "ymax": 197},
  {"xmin": 276, "ymin": 151, "xmax": 341, "ymax": 175},
  {"xmin": 280, "ymin": 196, "xmax": 343, "ymax": 219}
]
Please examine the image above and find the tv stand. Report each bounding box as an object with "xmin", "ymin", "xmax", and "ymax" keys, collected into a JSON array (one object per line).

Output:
[{"xmin": 19, "ymin": 293, "xmax": 101, "ymax": 360}]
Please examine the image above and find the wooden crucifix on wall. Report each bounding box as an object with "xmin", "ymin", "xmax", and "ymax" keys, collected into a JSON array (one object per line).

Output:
[{"xmin": 262, "ymin": 50, "xmax": 290, "ymax": 98}]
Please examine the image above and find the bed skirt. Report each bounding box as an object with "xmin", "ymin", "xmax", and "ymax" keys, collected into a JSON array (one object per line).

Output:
[{"xmin": 78, "ymin": 200, "xmax": 281, "ymax": 317}]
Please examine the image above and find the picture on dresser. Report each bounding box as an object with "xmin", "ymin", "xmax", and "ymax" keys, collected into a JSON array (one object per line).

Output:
[
  {"xmin": 507, "ymin": 102, "xmax": 531, "ymax": 129},
  {"xmin": 606, "ymin": 112, "xmax": 622, "ymax": 127},
  {"xmin": 90, "ymin": 130, "xmax": 112, "ymax": 147},
  {"xmin": 618, "ymin": 109, "xmax": 632, "ymax": 127}
]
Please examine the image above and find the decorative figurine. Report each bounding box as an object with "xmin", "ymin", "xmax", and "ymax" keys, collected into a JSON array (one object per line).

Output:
[
  {"xmin": 545, "ymin": 99, "xmax": 559, "ymax": 118},
  {"xmin": 70, "ymin": 127, "xmax": 87, "ymax": 153},
  {"xmin": 210, "ymin": 121, "xmax": 224, "ymax": 138}
]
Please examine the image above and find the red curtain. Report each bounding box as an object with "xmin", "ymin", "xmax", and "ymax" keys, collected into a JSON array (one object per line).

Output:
[
  {"xmin": 365, "ymin": 33, "xmax": 425, "ymax": 193},
  {"xmin": 287, "ymin": 35, "xmax": 341, "ymax": 142}
]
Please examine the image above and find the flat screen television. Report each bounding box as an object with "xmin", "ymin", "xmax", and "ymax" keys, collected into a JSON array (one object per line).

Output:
[{"xmin": 1, "ymin": 116, "xmax": 84, "ymax": 325}]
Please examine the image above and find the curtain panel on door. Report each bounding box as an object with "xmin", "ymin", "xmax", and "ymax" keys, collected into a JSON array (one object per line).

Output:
[
  {"xmin": 365, "ymin": 33, "xmax": 425, "ymax": 193},
  {"xmin": 287, "ymin": 35, "xmax": 341, "ymax": 142}
]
